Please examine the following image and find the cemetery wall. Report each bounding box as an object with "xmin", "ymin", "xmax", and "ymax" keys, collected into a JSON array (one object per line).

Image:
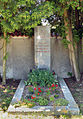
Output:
[{"xmin": 0, "ymin": 36, "xmax": 83, "ymax": 79}]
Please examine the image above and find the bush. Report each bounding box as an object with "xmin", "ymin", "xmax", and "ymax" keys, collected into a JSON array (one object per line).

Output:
[
  {"xmin": 38, "ymin": 97, "xmax": 49, "ymax": 106},
  {"xmin": 25, "ymin": 69, "xmax": 57, "ymax": 87},
  {"xmin": 54, "ymin": 98, "xmax": 69, "ymax": 106}
]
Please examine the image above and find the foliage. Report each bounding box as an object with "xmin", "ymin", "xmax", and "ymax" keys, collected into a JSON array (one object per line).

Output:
[
  {"xmin": 46, "ymin": 89, "xmax": 51, "ymax": 96},
  {"xmin": 28, "ymin": 86, "xmax": 34, "ymax": 94},
  {"xmin": 38, "ymin": 97, "xmax": 49, "ymax": 106},
  {"xmin": 0, "ymin": 0, "xmax": 55, "ymax": 84},
  {"xmin": 54, "ymin": 94, "xmax": 59, "ymax": 98},
  {"xmin": 54, "ymin": 98, "xmax": 69, "ymax": 106},
  {"xmin": 14, "ymin": 100, "xmax": 35, "ymax": 108},
  {"xmin": 0, "ymin": 84, "xmax": 16, "ymax": 111},
  {"xmin": 48, "ymin": 0, "xmax": 83, "ymax": 48},
  {"xmin": 1, "ymin": 97, "xmax": 12, "ymax": 111},
  {"xmin": 26, "ymin": 69, "xmax": 57, "ymax": 87},
  {"xmin": 0, "ymin": 0, "xmax": 54, "ymax": 35},
  {"xmin": 49, "ymin": 96, "xmax": 55, "ymax": 102},
  {"xmin": 67, "ymin": 72, "xmax": 73, "ymax": 77}
]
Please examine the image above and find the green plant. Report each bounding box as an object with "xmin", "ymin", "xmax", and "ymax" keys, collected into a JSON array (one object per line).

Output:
[
  {"xmin": 67, "ymin": 72, "xmax": 73, "ymax": 77},
  {"xmin": 28, "ymin": 86, "xmax": 34, "ymax": 94},
  {"xmin": 26, "ymin": 69, "xmax": 57, "ymax": 87},
  {"xmin": 49, "ymin": 96, "xmax": 55, "ymax": 102},
  {"xmin": 20, "ymin": 99, "xmax": 35, "ymax": 108},
  {"xmin": 38, "ymin": 97, "xmax": 49, "ymax": 106},
  {"xmin": 55, "ymin": 90, "xmax": 60, "ymax": 94},
  {"xmin": 46, "ymin": 90, "xmax": 51, "ymax": 96},
  {"xmin": 54, "ymin": 94, "xmax": 59, "ymax": 98},
  {"xmin": 54, "ymin": 98, "xmax": 69, "ymax": 106}
]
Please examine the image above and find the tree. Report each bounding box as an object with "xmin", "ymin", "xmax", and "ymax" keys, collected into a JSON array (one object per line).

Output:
[
  {"xmin": 0, "ymin": 0, "xmax": 54, "ymax": 84},
  {"xmin": 47, "ymin": 0, "xmax": 83, "ymax": 81}
]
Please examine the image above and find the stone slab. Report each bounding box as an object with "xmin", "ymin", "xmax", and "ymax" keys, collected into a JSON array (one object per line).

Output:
[{"xmin": 34, "ymin": 26, "xmax": 51, "ymax": 69}]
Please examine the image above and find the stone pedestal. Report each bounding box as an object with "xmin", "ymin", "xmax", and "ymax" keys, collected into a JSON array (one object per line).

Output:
[{"xmin": 34, "ymin": 26, "xmax": 51, "ymax": 69}]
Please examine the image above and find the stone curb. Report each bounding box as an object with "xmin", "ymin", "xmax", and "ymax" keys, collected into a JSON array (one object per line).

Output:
[
  {"xmin": 58, "ymin": 77, "xmax": 80, "ymax": 114},
  {"xmin": 8, "ymin": 79, "xmax": 25, "ymax": 106}
]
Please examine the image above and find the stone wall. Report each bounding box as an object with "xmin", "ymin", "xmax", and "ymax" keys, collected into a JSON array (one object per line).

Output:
[{"xmin": 0, "ymin": 36, "xmax": 83, "ymax": 79}]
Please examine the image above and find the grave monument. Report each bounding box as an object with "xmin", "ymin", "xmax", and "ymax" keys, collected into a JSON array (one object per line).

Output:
[{"xmin": 34, "ymin": 26, "xmax": 51, "ymax": 69}]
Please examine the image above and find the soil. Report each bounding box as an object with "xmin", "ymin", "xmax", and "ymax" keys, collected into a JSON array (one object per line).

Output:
[
  {"xmin": 64, "ymin": 77, "xmax": 83, "ymax": 114},
  {"xmin": 0, "ymin": 77, "xmax": 20, "ymax": 111},
  {"xmin": 22, "ymin": 85, "xmax": 65, "ymax": 106}
]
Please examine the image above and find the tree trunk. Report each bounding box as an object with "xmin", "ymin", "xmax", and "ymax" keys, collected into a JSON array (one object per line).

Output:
[
  {"xmin": 2, "ymin": 33, "xmax": 7, "ymax": 85},
  {"xmin": 64, "ymin": 9, "xmax": 80, "ymax": 82}
]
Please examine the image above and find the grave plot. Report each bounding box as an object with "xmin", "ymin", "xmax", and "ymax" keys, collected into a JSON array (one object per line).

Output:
[
  {"xmin": 19, "ymin": 69, "xmax": 68, "ymax": 108},
  {"xmin": 7, "ymin": 70, "xmax": 79, "ymax": 115}
]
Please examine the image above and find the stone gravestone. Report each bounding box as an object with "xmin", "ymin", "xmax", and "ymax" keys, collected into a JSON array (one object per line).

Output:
[{"xmin": 34, "ymin": 26, "xmax": 51, "ymax": 69}]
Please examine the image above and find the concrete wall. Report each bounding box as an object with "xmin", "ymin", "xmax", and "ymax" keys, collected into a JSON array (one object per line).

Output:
[
  {"xmin": 51, "ymin": 37, "xmax": 72, "ymax": 78},
  {"xmin": 0, "ymin": 36, "xmax": 83, "ymax": 79},
  {"xmin": 0, "ymin": 37, "xmax": 34, "ymax": 79},
  {"xmin": 78, "ymin": 39, "xmax": 83, "ymax": 73}
]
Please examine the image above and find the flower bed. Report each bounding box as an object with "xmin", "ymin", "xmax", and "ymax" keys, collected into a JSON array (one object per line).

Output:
[{"xmin": 14, "ymin": 69, "xmax": 69, "ymax": 108}]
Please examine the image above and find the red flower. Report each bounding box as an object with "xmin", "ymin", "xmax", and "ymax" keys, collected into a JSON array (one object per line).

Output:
[
  {"xmin": 38, "ymin": 93, "xmax": 39, "ymax": 95},
  {"xmin": 49, "ymin": 88, "xmax": 51, "ymax": 90},
  {"xmin": 31, "ymin": 96, "xmax": 34, "ymax": 99},
  {"xmin": 39, "ymin": 90, "xmax": 42, "ymax": 92},
  {"xmin": 38, "ymin": 88, "xmax": 41, "ymax": 90},
  {"xmin": 31, "ymin": 96, "xmax": 36, "ymax": 99},
  {"xmin": 51, "ymin": 84, "xmax": 55, "ymax": 87},
  {"xmin": 55, "ymin": 84, "xmax": 58, "ymax": 87},
  {"xmin": 28, "ymin": 99, "xmax": 30, "ymax": 101},
  {"xmin": 34, "ymin": 87, "xmax": 36, "ymax": 90}
]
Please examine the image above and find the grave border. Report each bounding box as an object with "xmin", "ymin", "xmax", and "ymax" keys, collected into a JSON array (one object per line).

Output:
[{"xmin": 7, "ymin": 77, "xmax": 80, "ymax": 115}]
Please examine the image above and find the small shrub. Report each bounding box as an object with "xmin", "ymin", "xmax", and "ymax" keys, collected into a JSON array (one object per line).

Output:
[
  {"xmin": 26, "ymin": 69, "xmax": 57, "ymax": 87},
  {"xmin": 49, "ymin": 96, "xmax": 55, "ymax": 102},
  {"xmin": 38, "ymin": 97, "xmax": 49, "ymax": 106},
  {"xmin": 54, "ymin": 98, "xmax": 69, "ymax": 106}
]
